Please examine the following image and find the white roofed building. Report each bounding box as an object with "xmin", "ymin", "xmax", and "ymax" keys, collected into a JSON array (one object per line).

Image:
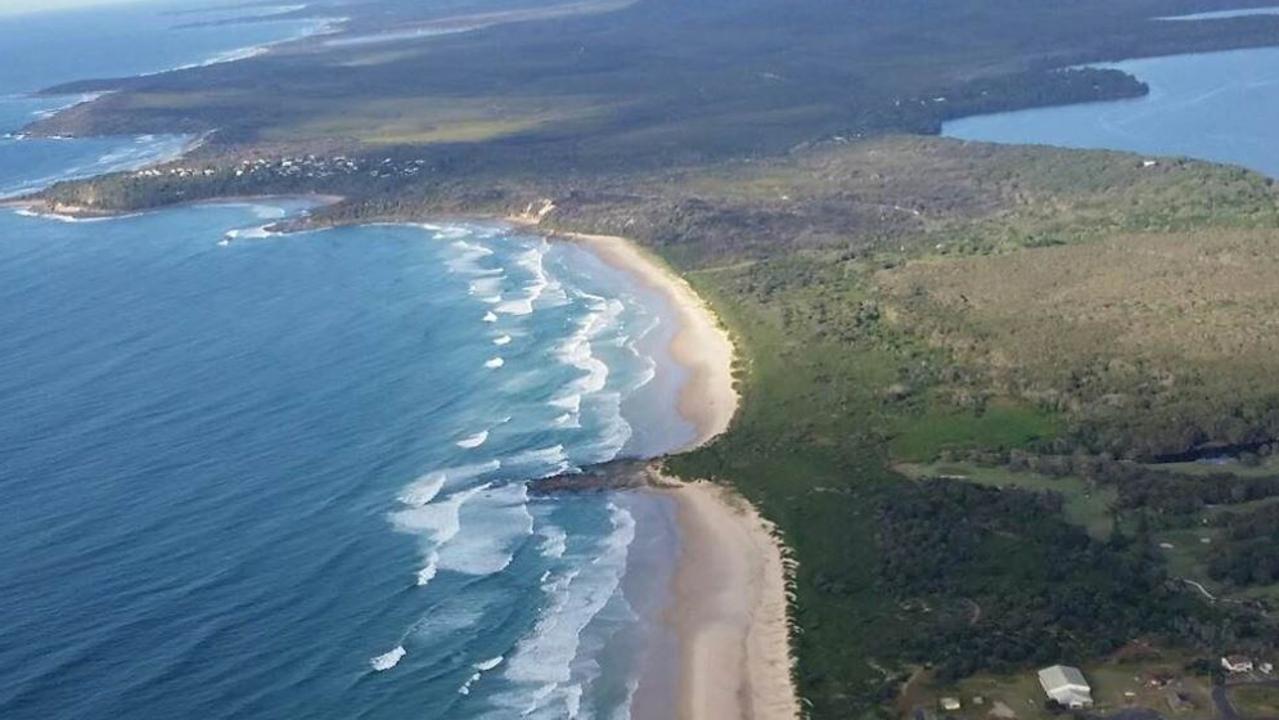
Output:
[
  {"xmin": 1222, "ymin": 655, "xmax": 1255, "ymax": 674},
  {"xmin": 1038, "ymin": 665, "xmax": 1093, "ymax": 708}
]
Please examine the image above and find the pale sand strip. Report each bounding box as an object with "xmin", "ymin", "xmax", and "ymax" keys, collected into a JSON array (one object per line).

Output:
[
  {"xmin": 515, "ymin": 217, "xmax": 797, "ymax": 720},
  {"xmin": 664, "ymin": 480, "xmax": 799, "ymax": 720}
]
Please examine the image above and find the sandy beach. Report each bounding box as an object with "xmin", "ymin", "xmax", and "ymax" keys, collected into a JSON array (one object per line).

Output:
[
  {"xmin": 663, "ymin": 480, "xmax": 798, "ymax": 720},
  {"xmin": 563, "ymin": 231, "xmax": 738, "ymax": 450},
  {"xmin": 526, "ymin": 220, "xmax": 797, "ymax": 720}
]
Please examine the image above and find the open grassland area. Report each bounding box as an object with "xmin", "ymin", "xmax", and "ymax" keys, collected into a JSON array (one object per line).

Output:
[
  {"xmin": 27, "ymin": 0, "xmax": 1279, "ymax": 174},
  {"xmin": 1231, "ymin": 683, "xmax": 1279, "ymax": 717},
  {"xmin": 913, "ymin": 645, "xmax": 1219, "ymax": 720},
  {"xmin": 895, "ymin": 462, "xmax": 1117, "ymax": 540},
  {"xmin": 878, "ymin": 229, "xmax": 1279, "ymax": 460}
]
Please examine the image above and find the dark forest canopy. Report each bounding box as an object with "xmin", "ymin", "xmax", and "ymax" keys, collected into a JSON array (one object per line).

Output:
[{"xmin": 28, "ymin": 0, "xmax": 1279, "ymax": 174}]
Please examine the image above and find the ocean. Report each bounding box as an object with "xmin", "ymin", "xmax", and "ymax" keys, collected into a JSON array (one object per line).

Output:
[
  {"xmin": 0, "ymin": 4, "xmax": 691, "ymax": 719},
  {"xmin": 943, "ymin": 44, "xmax": 1279, "ymax": 180}
]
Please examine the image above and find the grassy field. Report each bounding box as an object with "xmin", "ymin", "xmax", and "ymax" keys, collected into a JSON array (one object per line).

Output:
[
  {"xmin": 1230, "ymin": 684, "xmax": 1279, "ymax": 717},
  {"xmin": 890, "ymin": 403, "xmax": 1060, "ymax": 464},
  {"xmin": 913, "ymin": 646, "xmax": 1216, "ymax": 720},
  {"xmin": 895, "ymin": 462, "xmax": 1117, "ymax": 539}
]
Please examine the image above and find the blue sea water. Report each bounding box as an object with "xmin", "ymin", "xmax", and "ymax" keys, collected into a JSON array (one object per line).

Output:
[
  {"xmin": 944, "ymin": 45, "xmax": 1279, "ymax": 179},
  {"xmin": 0, "ymin": 4, "xmax": 692, "ymax": 720}
]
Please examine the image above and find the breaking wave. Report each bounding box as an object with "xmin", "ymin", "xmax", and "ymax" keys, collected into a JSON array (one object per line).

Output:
[
  {"xmin": 495, "ymin": 503, "xmax": 637, "ymax": 718},
  {"xmin": 370, "ymin": 645, "xmax": 406, "ymax": 672}
]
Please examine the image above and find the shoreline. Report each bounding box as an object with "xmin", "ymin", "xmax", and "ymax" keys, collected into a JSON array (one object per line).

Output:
[
  {"xmin": 518, "ymin": 218, "xmax": 797, "ymax": 719},
  {"xmin": 560, "ymin": 231, "xmax": 738, "ymax": 450},
  {"xmin": 8, "ymin": 189, "xmax": 796, "ymax": 717}
]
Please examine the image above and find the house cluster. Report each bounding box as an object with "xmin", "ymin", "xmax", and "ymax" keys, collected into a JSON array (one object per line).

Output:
[
  {"xmin": 229, "ymin": 155, "xmax": 429, "ymax": 180},
  {"xmin": 131, "ymin": 155, "xmax": 433, "ymax": 183},
  {"xmin": 133, "ymin": 166, "xmax": 216, "ymax": 179}
]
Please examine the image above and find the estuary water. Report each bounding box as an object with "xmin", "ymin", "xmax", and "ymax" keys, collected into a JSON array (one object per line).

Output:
[
  {"xmin": 943, "ymin": 44, "xmax": 1279, "ymax": 179},
  {"xmin": 0, "ymin": 3, "xmax": 692, "ymax": 719}
]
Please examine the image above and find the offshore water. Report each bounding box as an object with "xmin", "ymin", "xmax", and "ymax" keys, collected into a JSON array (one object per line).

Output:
[{"xmin": 0, "ymin": 4, "xmax": 690, "ymax": 719}]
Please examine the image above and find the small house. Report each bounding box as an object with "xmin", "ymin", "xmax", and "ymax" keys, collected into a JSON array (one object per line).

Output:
[
  {"xmin": 1222, "ymin": 655, "xmax": 1255, "ymax": 674},
  {"xmin": 1038, "ymin": 665, "xmax": 1093, "ymax": 708}
]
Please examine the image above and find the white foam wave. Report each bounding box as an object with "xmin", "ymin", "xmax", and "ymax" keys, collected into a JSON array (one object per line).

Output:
[
  {"xmin": 493, "ymin": 334, "xmax": 512, "ymax": 346},
  {"xmin": 390, "ymin": 484, "xmax": 488, "ymax": 545},
  {"xmin": 475, "ymin": 655, "xmax": 505, "ymax": 672},
  {"xmin": 506, "ymin": 444, "xmax": 572, "ymax": 478},
  {"xmin": 444, "ymin": 238, "xmax": 501, "ymax": 276},
  {"xmin": 462, "ymin": 655, "xmax": 506, "ymax": 693},
  {"xmin": 496, "ymin": 503, "xmax": 637, "ymax": 718},
  {"xmin": 495, "ymin": 242, "xmax": 552, "ymax": 316},
  {"xmin": 399, "ymin": 472, "xmax": 447, "ymax": 507},
  {"xmin": 370, "ymin": 645, "xmax": 406, "ymax": 671},
  {"xmin": 484, "ymin": 357, "xmax": 505, "ymax": 369},
  {"xmin": 549, "ymin": 394, "xmax": 581, "ymax": 413},
  {"xmin": 12, "ymin": 208, "xmax": 138, "ymax": 224},
  {"xmin": 223, "ymin": 224, "xmax": 277, "ymax": 241},
  {"xmin": 456, "ymin": 430, "xmax": 489, "ymax": 449},
  {"xmin": 539, "ymin": 525, "xmax": 568, "ymax": 560},
  {"xmin": 545, "ymin": 294, "xmax": 625, "ymax": 427},
  {"xmin": 415, "ymin": 551, "xmax": 439, "ymax": 587},
  {"xmin": 483, "ymin": 312, "xmax": 498, "ymax": 323},
  {"xmin": 469, "ymin": 276, "xmax": 505, "ymax": 297},
  {"xmin": 564, "ymin": 298, "xmax": 623, "ymax": 393},
  {"xmin": 399, "ymin": 460, "xmax": 501, "ymax": 509},
  {"xmin": 435, "ymin": 483, "xmax": 534, "ymax": 576},
  {"xmin": 581, "ymin": 391, "xmax": 633, "ymax": 466}
]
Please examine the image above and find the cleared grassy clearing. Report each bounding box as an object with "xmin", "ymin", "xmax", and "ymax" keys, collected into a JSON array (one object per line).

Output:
[
  {"xmin": 1230, "ymin": 684, "xmax": 1279, "ymax": 717},
  {"xmin": 890, "ymin": 403, "xmax": 1060, "ymax": 464},
  {"xmin": 260, "ymin": 97, "xmax": 604, "ymax": 145},
  {"xmin": 920, "ymin": 648, "xmax": 1214, "ymax": 720},
  {"xmin": 895, "ymin": 461, "xmax": 1116, "ymax": 539}
]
